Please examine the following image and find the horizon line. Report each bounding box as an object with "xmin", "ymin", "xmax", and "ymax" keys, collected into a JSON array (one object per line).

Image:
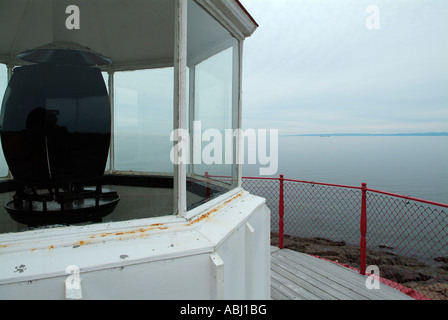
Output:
[{"xmin": 288, "ymin": 132, "xmax": 448, "ymax": 137}]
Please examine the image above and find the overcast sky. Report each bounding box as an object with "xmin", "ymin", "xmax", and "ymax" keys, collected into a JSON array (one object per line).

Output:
[{"xmin": 239, "ymin": 0, "xmax": 448, "ymax": 135}]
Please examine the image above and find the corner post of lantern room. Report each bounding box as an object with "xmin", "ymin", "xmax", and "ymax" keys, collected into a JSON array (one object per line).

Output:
[
  {"xmin": 235, "ymin": 33, "xmax": 244, "ymax": 189},
  {"xmin": 174, "ymin": 0, "xmax": 188, "ymax": 217}
]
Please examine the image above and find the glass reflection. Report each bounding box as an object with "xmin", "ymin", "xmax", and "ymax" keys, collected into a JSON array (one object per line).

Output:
[
  {"xmin": 186, "ymin": 0, "xmax": 239, "ymax": 210},
  {"xmin": 114, "ymin": 68, "xmax": 174, "ymax": 173},
  {"xmin": 1, "ymin": 64, "xmax": 110, "ymax": 185}
]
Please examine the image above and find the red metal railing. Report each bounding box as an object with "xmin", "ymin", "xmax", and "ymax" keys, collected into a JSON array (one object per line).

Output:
[
  {"xmin": 360, "ymin": 183, "xmax": 367, "ymax": 276},
  {"xmin": 278, "ymin": 175, "xmax": 285, "ymax": 250},
  {"xmin": 207, "ymin": 173, "xmax": 448, "ymax": 300}
]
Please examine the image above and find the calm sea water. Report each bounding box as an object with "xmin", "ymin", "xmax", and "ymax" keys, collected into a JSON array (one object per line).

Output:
[
  {"xmin": 5, "ymin": 134, "xmax": 444, "ymax": 203},
  {"xmin": 243, "ymin": 135, "xmax": 448, "ymax": 263},
  {"xmin": 243, "ymin": 136, "xmax": 448, "ymax": 204},
  {"xmin": 111, "ymin": 134, "xmax": 448, "ymax": 204}
]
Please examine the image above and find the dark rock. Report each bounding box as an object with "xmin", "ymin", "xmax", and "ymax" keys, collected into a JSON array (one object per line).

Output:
[
  {"xmin": 379, "ymin": 245, "xmax": 394, "ymax": 250},
  {"xmin": 308, "ymin": 250, "xmax": 341, "ymax": 257},
  {"xmin": 368, "ymin": 255, "xmax": 401, "ymax": 266},
  {"xmin": 379, "ymin": 265, "xmax": 432, "ymax": 284},
  {"xmin": 312, "ymin": 237, "xmax": 346, "ymax": 247}
]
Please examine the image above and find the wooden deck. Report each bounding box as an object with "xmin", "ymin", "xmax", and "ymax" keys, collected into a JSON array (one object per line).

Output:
[{"xmin": 270, "ymin": 247, "xmax": 414, "ymax": 300}]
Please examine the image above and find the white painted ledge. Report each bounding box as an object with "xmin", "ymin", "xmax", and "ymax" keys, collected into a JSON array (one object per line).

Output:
[{"xmin": 0, "ymin": 191, "xmax": 270, "ymax": 300}]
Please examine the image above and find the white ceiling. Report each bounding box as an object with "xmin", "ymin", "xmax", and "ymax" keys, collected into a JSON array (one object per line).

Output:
[
  {"xmin": 0, "ymin": 0, "xmax": 257, "ymax": 70},
  {"xmin": 0, "ymin": 0, "xmax": 175, "ymax": 69}
]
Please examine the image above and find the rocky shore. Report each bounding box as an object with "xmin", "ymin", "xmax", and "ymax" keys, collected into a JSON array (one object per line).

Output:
[{"xmin": 271, "ymin": 233, "xmax": 448, "ymax": 300}]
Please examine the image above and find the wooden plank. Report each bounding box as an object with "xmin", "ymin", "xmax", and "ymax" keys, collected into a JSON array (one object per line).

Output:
[
  {"xmin": 275, "ymin": 250, "xmax": 380, "ymax": 300},
  {"xmin": 271, "ymin": 273, "xmax": 320, "ymax": 300},
  {"xmin": 271, "ymin": 275, "xmax": 303, "ymax": 300},
  {"xmin": 278, "ymin": 249, "xmax": 410, "ymax": 300},
  {"xmin": 271, "ymin": 285, "xmax": 289, "ymax": 300},
  {"xmin": 270, "ymin": 246, "xmax": 280, "ymax": 254},
  {"xmin": 271, "ymin": 264, "xmax": 324, "ymax": 300},
  {"xmin": 272, "ymin": 254, "xmax": 359, "ymax": 300},
  {"xmin": 277, "ymin": 250, "xmax": 392, "ymax": 300},
  {"xmin": 272, "ymin": 256, "xmax": 339, "ymax": 299},
  {"xmin": 270, "ymin": 248, "xmax": 413, "ymax": 300}
]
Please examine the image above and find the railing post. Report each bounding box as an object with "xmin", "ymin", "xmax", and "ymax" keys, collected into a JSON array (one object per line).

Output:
[
  {"xmin": 278, "ymin": 174, "xmax": 285, "ymax": 249},
  {"xmin": 360, "ymin": 183, "xmax": 367, "ymax": 275}
]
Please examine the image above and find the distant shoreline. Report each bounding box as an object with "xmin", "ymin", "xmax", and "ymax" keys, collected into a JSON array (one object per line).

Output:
[{"xmin": 290, "ymin": 132, "xmax": 448, "ymax": 137}]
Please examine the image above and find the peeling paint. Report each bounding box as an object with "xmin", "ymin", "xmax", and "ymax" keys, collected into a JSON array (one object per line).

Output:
[
  {"xmin": 65, "ymin": 193, "xmax": 243, "ymax": 249},
  {"xmin": 100, "ymin": 233, "xmax": 112, "ymax": 238},
  {"xmin": 187, "ymin": 192, "xmax": 244, "ymax": 226},
  {"xmin": 187, "ymin": 208, "xmax": 219, "ymax": 226},
  {"xmin": 70, "ymin": 222, "xmax": 170, "ymax": 248}
]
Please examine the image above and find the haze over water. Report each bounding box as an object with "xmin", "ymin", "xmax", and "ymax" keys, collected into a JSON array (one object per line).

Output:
[{"xmin": 243, "ymin": 135, "xmax": 448, "ymax": 204}]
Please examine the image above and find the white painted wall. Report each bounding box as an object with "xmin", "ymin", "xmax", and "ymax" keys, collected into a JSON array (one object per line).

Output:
[{"xmin": 0, "ymin": 191, "xmax": 270, "ymax": 300}]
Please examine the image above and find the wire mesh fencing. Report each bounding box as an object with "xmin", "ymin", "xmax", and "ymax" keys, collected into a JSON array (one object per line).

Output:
[
  {"xmin": 365, "ymin": 192, "xmax": 447, "ymax": 300},
  {"xmin": 239, "ymin": 175, "xmax": 448, "ymax": 300}
]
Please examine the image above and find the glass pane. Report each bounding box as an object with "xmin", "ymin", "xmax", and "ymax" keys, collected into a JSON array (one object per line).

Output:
[
  {"xmin": 0, "ymin": 64, "xmax": 8, "ymax": 177},
  {"xmin": 114, "ymin": 68, "xmax": 174, "ymax": 173},
  {"xmin": 186, "ymin": 0, "xmax": 239, "ymax": 210},
  {"xmin": 193, "ymin": 47, "xmax": 234, "ymax": 176},
  {"xmin": 0, "ymin": 1, "xmax": 177, "ymax": 233}
]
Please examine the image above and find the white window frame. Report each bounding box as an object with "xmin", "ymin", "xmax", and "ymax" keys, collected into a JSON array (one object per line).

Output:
[
  {"xmin": 0, "ymin": 63, "xmax": 12, "ymax": 180},
  {"xmin": 0, "ymin": 0, "xmax": 245, "ymax": 240}
]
